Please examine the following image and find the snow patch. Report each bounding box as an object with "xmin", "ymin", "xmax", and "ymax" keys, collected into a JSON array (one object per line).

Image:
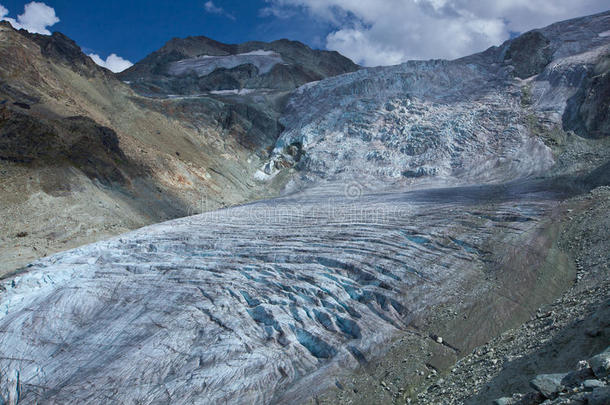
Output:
[
  {"xmin": 295, "ymin": 80, "xmax": 321, "ymax": 95},
  {"xmin": 239, "ymin": 50, "xmax": 277, "ymax": 56},
  {"xmin": 253, "ymin": 169, "xmax": 273, "ymax": 181},
  {"xmin": 169, "ymin": 50, "xmax": 284, "ymax": 77},
  {"xmin": 210, "ymin": 88, "xmax": 255, "ymax": 96}
]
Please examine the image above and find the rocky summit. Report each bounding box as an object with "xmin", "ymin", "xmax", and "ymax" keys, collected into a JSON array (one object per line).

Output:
[
  {"xmin": 118, "ymin": 35, "xmax": 359, "ymax": 96},
  {"xmin": 0, "ymin": 9, "xmax": 609, "ymax": 405}
]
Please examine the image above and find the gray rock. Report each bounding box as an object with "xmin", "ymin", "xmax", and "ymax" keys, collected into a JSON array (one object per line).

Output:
[
  {"xmin": 562, "ymin": 368, "xmax": 595, "ymax": 387},
  {"xmin": 589, "ymin": 347, "xmax": 610, "ymax": 378},
  {"xmin": 562, "ymin": 61, "xmax": 610, "ymax": 139},
  {"xmin": 493, "ymin": 397, "xmax": 515, "ymax": 405},
  {"xmin": 585, "ymin": 327, "xmax": 602, "ymax": 337},
  {"xmin": 583, "ymin": 379, "xmax": 606, "ymax": 390},
  {"xmin": 586, "ymin": 386, "xmax": 610, "ymax": 405},
  {"xmin": 568, "ymin": 392, "xmax": 589, "ymax": 404},
  {"xmin": 504, "ymin": 31, "xmax": 552, "ymax": 79},
  {"xmin": 518, "ymin": 391, "xmax": 546, "ymax": 404},
  {"xmin": 530, "ymin": 373, "xmax": 568, "ymax": 398}
]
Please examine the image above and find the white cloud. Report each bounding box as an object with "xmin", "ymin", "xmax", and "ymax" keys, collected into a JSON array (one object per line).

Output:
[
  {"xmin": 88, "ymin": 53, "xmax": 134, "ymax": 73},
  {"xmin": 204, "ymin": 1, "xmax": 223, "ymax": 14},
  {"xmin": 259, "ymin": 6, "xmax": 296, "ymax": 19},
  {"xmin": 264, "ymin": 0, "xmax": 610, "ymax": 66},
  {"xmin": 326, "ymin": 27, "xmax": 405, "ymax": 67},
  {"xmin": 0, "ymin": 1, "xmax": 59, "ymax": 35},
  {"xmin": 204, "ymin": 1, "xmax": 236, "ymax": 20}
]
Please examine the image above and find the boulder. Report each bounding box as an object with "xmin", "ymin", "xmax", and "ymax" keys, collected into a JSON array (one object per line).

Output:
[
  {"xmin": 530, "ymin": 373, "xmax": 567, "ymax": 398},
  {"xmin": 562, "ymin": 367, "xmax": 594, "ymax": 387},
  {"xmin": 586, "ymin": 386, "xmax": 610, "ymax": 405},
  {"xmin": 589, "ymin": 347, "xmax": 610, "ymax": 378},
  {"xmin": 583, "ymin": 379, "xmax": 606, "ymax": 391}
]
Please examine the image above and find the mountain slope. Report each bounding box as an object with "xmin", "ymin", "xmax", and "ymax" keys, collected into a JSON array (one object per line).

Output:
[{"xmin": 0, "ymin": 23, "xmax": 305, "ymax": 276}]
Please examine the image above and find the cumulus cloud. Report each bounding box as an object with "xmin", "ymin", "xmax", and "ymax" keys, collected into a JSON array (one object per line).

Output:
[
  {"xmin": 88, "ymin": 53, "xmax": 134, "ymax": 73},
  {"xmin": 1, "ymin": 2, "xmax": 131, "ymax": 73},
  {"xmin": 204, "ymin": 1, "xmax": 236, "ymax": 20},
  {"xmin": 263, "ymin": 0, "xmax": 610, "ymax": 66},
  {"xmin": 0, "ymin": 1, "xmax": 59, "ymax": 35}
]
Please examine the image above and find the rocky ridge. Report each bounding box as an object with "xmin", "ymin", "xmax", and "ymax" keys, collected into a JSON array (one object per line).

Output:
[{"xmin": 118, "ymin": 35, "xmax": 358, "ymax": 96}]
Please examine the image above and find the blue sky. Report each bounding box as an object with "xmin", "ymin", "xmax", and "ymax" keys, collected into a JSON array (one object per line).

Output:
[
  {"xmin": 1, "ymin": 1, "xmax": 608, "ymax": 72},
  {"xmin": 0, "ymin": 0, "xmax": 331, "ymax": 67}
]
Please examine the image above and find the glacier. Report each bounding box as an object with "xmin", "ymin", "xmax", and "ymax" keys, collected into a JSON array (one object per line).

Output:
[{"xmin": 1, "ymin": 10, "xmax": 609, "ymax": 405}]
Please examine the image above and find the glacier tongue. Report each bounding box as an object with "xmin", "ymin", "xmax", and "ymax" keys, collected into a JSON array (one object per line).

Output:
[{"xmin": 0, "ymin": 181, "xmax": 564, "ymax": 404}]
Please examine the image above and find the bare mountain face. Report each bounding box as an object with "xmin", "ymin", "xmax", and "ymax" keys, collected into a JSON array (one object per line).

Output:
[
  {"xmin": 0, "ymin": 11, "xmax": 609, "ymax": 405},
  {"xmin": 118, "ymin": 35, "xmax": 359, "ymax": 96},
  {"xmin": 0, "ymin": 24, "xmax": 354, "ymax": 275}
]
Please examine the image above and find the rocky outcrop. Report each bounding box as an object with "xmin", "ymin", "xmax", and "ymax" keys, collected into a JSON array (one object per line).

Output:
[
  {"xmin": 590, "ymin": 348, "xmax": 610, "ymax": 378},
  {"xmin": 23, "ymin": 31, "xmax": 104, "ymax": 77},
  {"xmin": 0, "ymin": 108, "xmax": 128, "ymax": 184},
  {"xmin": 563, "ymin": 56, "xmax": 610, "ymax": 138},
  {"xmin": 492, "ymin": 347, "xmax": 610, "ymax": 404},
  {"xmin": 504, "ymin": 31, "xmax": 553, "ymax": 79}
]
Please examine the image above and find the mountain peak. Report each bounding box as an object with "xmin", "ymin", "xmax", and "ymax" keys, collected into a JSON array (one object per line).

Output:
[
  {"xmin": 119, "ymin": 35, "xmax": 359, "ymax": 95},
  {"xmin": 1, "ymin": 22, "xmax": 106, "ymax": 77},
  {"xmin": 159, "ymin": 35, "xmax": 235, "ymax": 57}
]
